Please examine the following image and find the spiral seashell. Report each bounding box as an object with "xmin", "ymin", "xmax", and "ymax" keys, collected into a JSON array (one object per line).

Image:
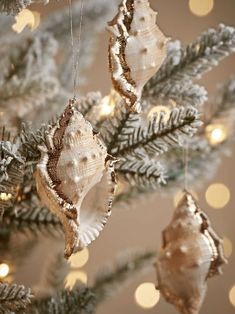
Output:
[
  {"xmin": 107, "ymin": 0, "xmax": 167, "ymax": 113},
  {"xmin": 35, "ymin": 99, "xmax": 117, "ymax": 258},
  {"xmin": 156, "ymin": 190, "xmax": 227, "ymax": 314}
]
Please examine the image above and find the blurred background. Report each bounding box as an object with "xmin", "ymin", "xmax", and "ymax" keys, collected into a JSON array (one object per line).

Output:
[{"xmin": 1, "ymin": 0, "xmax": 235, "ymax": 313}]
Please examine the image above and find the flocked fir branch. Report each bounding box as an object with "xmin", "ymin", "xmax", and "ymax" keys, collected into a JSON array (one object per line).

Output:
[
  {"xmin": 203, "ymin": 74, "xmax": 235, "ymax": 129},
  {"xmin": 0, "ymin": 139, "xmax": 25, "ymax": 218},
  {"xmin": 0, "ymin": 0, "xmax": 49, "ymax": 15},
  {"xmin": 93, "ymin": 250, "xmax": 156, "ymax": 303},
  {"xmin": 143, "ymin": 24, "xmax": 235, "ymax": 105},
  {"xmin": 0, "ymin": 33, "xmax": 59, "ymax": 133},
  {"xmin": 28, "ymin": 250, "xmax": 155, "ymax": 314},
  {"xmin": 106, "ymin": 106, "xmax": 201, "ymax": 157},
  {"xmin": 116, "ymin": 157, "xmax": 166, "ymax": 189},
  {"xmin": 42, "ymin": 0, "xmax": 119, "ymax": 89},
  {"xmin": 45, "ymin": 252, "xmax": 70, "ymax": 292},
  {"xmin": 31, "ymin": 286, "xmax": 96, "ymax": 314},
  {"xmin": 75, "ymin": 92, "xmax": 103, "ymax": 117},
  {"xmin": 158, "ymin": 76, "xmax": 235, "ymax": 191},
  {"xmin": 2, "ymin": 203, "xmax": 61, "ymax": 237},
  {"xmin": 0, "ymin": 282, "xmax": 33, "ymax": 314}
]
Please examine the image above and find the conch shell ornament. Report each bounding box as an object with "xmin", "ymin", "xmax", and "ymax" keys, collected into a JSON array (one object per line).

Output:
[
  {"xmin": 156, "ymin": 190, "xmax": 227, "ymax": 314},
  {"xmin": 108, "ymin": 0, "xmax": 167, "ymax": 113},
  {"xmin": 35, "ymin": 100, "xmax": 117, "ymax": 258}
]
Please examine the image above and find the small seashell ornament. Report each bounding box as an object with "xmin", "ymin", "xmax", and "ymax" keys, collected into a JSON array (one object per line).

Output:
[
  {"xmin": 107, "ymin": 0, "xmax": 168, "ymax": 113},
  {"xmin": 156, "ymin": 190, "xmax": 227, "ymax": 314},
  {"xmin": 35, "ymin": 99, "xmax": 117, "ymax": 258}
]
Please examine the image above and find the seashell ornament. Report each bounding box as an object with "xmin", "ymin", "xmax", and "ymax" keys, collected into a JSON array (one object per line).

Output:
[
  {"xmin": 156, "ymin": 190, "xmax": 227, "ymax": 314},
  {"xmin": 35, "ymin": 99, "xmax": 117, "ymax": 258},
  {"xmin": 107, "ymin": 0, "xmax": 168, "ymax": 113}
]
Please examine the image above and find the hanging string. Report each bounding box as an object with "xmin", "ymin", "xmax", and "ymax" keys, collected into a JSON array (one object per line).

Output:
[
  {"xmin": 183, "ymin": 140, "xmax": 189, "ymax": 191},
  {"xmin": 68, "ymin": 0, "xmax": 84, "ymax": 98}
]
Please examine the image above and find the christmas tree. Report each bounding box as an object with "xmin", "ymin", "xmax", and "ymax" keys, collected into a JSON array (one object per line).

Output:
[{"xmin": 0, "ymin": 0, "xmax": 234, "ymax": 313}]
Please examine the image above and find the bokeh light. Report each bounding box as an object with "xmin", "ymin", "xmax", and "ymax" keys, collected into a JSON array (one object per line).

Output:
[
  {"xmin": 205, "ymin": 183, "xmax": 230, "ymax": 208},
  {"xmin": 229, "ymin": 286, "xmax": 235, "ymax": 307},
  {"xmin": 223, "ymin": 236, "xmax": 233, "ymax": 258},
  {"xmin": 135, "ymin": 282, "xmax": 160, "ymax": 309},
  {"xmin": 0, "ymin": 193, "xmax": 12, "ymax": 201},
  {"xmin": 100, "ymin": 95, "xmax": 115, "ymax": 117},
  {"xmin": 12, "ymin": 9, "xmax": 40, "ymax": 33},
  {"xmin": 206, "ymin": 124, "xmax": 228, "ymax": 146},
  {"xmin": 189, "ymin": 0, "xmax": 214, "ymax": 16},
  {"xmin": 65, "ymin": 271, "xmax": 87, "ymax": 289},
  {"xmin": 0, "ymin": 263, "xmax": 10, "ymax": 278},
  {"xmin": 148, "ymin": 105, "xmax": 171, "ymax": 122},
  {"xmin": 69, "ymin": 247, "xmax": 89, "ymax": 268},
  {"xmin": 99, "ymin": 89, "xmax": 120, "ymax": 118}
]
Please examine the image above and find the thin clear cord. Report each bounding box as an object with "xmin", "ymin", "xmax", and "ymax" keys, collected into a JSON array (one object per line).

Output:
[{"xmin": 68, "ymin": 0, "xmax": 84, "ymax": 98}]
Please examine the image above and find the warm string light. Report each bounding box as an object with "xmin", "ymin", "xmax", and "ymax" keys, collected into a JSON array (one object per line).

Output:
[
  {"xmin": 229, "ymin": 286, "xmax": 235, "ymax": 307},
  {"xmin": 148, "ymin": 105, "xmax": 171, "ymax": 122},
  {"xmin": 189, "ymin": 0, "xmax": 214, "ymax": 17},
  {"xmin": 100, "ymin": 95, "xmax": 116, "ymax": 117},
  {"xmin": 99, "ymin": 90, "xmax": 119, "ymax": 118},
  {"xmin": 205, "ymin": 183, "xmax": 230, "ymax": 209},
  {"xmin": 206, "ymin": 124, "xmax": 228, "ymax": 146},
  {"xmin": 0, "ymin": 192, "xmax": 12, "ymax": 201},
  {"xmin": 0, "ymin": 263, "xmax": 10, "ymax": 278},
  {"xmin": 223, "ymin": 236, "xmax": 233, "ymax": 259},
  {"xmin": 135, "ymin": 282, "xmax": 160, "ymax": 309},
  {"xmin": 65, "ymin": 248, "xmax": 89, "ymax": 289},
  {"xmin": 68, "ymin": 247, "xmax": 89, "ymax": 268},
  {"xmin": 65, "ymin": 270, "xmax": 87, "ymax": 289},
  {"xmin": 12, "ymin": 9, "xmax": 40, "ymax": 34}
]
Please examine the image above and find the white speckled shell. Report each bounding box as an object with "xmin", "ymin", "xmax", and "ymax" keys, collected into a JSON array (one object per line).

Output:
[
  {"xmin": 35, "ymin": 100, "xmax": 116, "ymax": 258},
  {"xmin": 156, "ymin": 191, "xmax": 227, "ymax": 314},
  {"xmin": 108, "ymin": 0, "xmax": 167, "ymax": 112}
]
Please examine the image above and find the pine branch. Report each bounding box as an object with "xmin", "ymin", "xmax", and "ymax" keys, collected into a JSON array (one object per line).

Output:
[
  {"xmin": 204, "ymin": 75, "xmax": 235, "ymax": 128},
  {"xmin": 0, "ymin": 33, "xmax": 59, "ymax": 133},
  {"xmin": 31, "ymin": 286, "xmax": 96, "ymax": 314},
  {"xmin": 46, "ymin": 253, "xmax": 70, "ymax": 291},
  {"xmin": 29, "ymin": 250, "xmax": 155, "ymax": 313},
  {"xmin": 93, "ymin": 250, "xmax": 156, "ymax": 303},
  {"xmin": 0, "ymin": 0, "xmax": 49, "ymax": 15},
  {"xmin": 109, "ymin": 106, "xmax": 202, "ymax": 157},
  {"xmin": 101, "ymin": 105, "xmax": 138, "ymax": 153},
  {"xmin": 19, "ymin": 123, "xmax": 49, "ymax": 163},
  {"xmin": 2, "ymin": 204, "xmax": 61, "ymax": 237},
  {"xmin": 143, "ymin": 24, "xmax": 235, "ymax": 104},
  {"xmin": 42, "ymin": 0, "xmax": 119, "ymax": 89},
  {"xmin": 75, "ymin": 92, "xmax": 103, "ymax": 117},
  {"xmin": 0, "ymin": 140, "xmax": 25, "ymax": 218},
  {"xmin": 116, "ymin": 157, "xmax": 166, "ymax": 188},
  {"xmin": 147, "ymin": 79, "xmax": 208, "ymax": 107},
  {"xmin": 0, "ymin": 282, "xmax": 33, "ymax": 313}
]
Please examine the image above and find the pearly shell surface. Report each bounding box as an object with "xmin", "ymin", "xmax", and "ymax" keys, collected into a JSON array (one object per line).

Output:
[
  {"xmin": 108, "ymin": 0, "xmax": 167, "ymax": 113},
  {"xmin": 35, "ymin": 100, "xmax": 116, "ymax": 258},
  {"xmin": 156, "ymin": 190, "xmax": 227, "ymax": 314}
]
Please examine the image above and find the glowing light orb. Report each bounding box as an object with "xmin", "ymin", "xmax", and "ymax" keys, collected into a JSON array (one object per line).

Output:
[
  {"xmin": 205, "ymin": 183, "xmax": 230, "ymax": 209},
  {"xmin": 189, "ymin": 0, "xmax": 214, "ymax": 17},
  {"xmin": 135, "ymin": 282, "xmax": 160, "ymax": 309},
  {"xmin": 69, "ymin": 247, "xmax": 89, "ymax": 268},
  {"xmin": 0, "ymin": 263, "xmax": 10, "ymax": 278}
]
